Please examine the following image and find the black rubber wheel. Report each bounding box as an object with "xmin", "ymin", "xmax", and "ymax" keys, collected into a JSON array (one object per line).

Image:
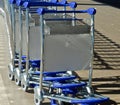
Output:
[
  {"xmin": 22, "ymin": 83, "xmax": 28, "ymax": 92},
  {"xmin": 8, "ymin": 73, "xmax": 14, "ymax": 81},
  {"xmin": 15, "ymin": 75, "xmax": 21, "ymax": 86}
]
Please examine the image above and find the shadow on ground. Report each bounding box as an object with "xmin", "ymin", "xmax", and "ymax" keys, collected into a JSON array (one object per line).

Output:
[
  {"xmin": 92, "ymin": 75, "xmax": 120, "ymax": 105},
  {"xmin": 93, "ymin": 0, "xmax": 120, "ymax": 9},
  {"xmin": 93, "ymin": 30, "xmax": 120, "ymax": 104},
  {"xmin": 94, "ymin": 30, "xmax": 120, "ymax": 70}
]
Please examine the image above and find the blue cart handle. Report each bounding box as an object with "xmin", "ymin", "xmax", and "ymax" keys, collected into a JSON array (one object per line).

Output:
[
  {"xmin": 9, "ymin": 0, "xmax": 68, "ymax": 5},
  {"xmin": 59, "ymin": 0, "xmax": 67, "ymax": 4},
  {"xmin": 22, "ymin": 1, "xmax": 77, "ymax": 9},
  {"xmin": 16, "ymin": 0, "xmax": 26, "ymax": 6},
  {"xmin": 15, "ymin": 0, "xmax": 59, "ymax": 6},
  {"xmin": 49, "ymin": 0, "xmax": 72, "ymax": 6},
  {"xmin": 9, "ymin": 0, "xmax": 16, "ymax": 4},
  {"xmin": 9, "ymin": 0, "xmax": 26, "ymax": 5},
  {"xmin": 51, "ymin": 0, "xmax": 68, "ymax": 4},
  {"xmin": 37, "ymin": 8, "xmax": 96, "ymax": 15}
]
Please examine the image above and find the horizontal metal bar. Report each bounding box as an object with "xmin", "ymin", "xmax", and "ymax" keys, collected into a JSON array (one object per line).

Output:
[{"xmin": 37, "ymin": 8, "xmax": 96, "ymax": 15}]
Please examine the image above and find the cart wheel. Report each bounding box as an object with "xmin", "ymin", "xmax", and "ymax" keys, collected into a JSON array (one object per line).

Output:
[
  {"xmin": 15, "ymin": 75, "xmax": 21, "ymax": 86},
  {"xmin": 34, "ymin": 95, "xmax": 41, "ymax": 105},
  {"xmin": 8, "ymin": 73, "xmax": 14, "ymax": 80},
  {"xmin": 62, "ymin": 102, "xmax": 72, "ymax": 105},
  {"xmin": 21, "ymin": 83, "xmax": 28, "ymax": 92}
]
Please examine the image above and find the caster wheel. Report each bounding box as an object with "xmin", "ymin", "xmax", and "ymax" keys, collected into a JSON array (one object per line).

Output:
[
  {"xmin": 34, "ymin": 96, "xmax": 41, "ymax": 105},
  {"xmin": 21, "ymin": 83, "xmax": 28, "ymax": 92},
  {"xmin": 8, "ymin": 73, "xmax": 14, "ymax": 81},
  {"xmin": 15, "ymin": 76, "xmax": 21, "ymax": 86}
]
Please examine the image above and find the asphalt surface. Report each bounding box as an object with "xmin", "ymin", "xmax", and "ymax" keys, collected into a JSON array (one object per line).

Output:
[{"xmin": 0, "ymin": 0, "xmax": 120, "ymax": 105}]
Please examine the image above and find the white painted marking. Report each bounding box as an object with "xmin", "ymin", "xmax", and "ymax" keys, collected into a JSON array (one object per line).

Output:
[{"xmin": 0, "ymin": 8, "xmax": 13, "ymax": 60}]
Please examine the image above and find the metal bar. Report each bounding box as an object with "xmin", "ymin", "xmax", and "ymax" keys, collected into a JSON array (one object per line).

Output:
[
  {"xmin": 18, "ymin": 6, "xmax": 22, "ymax": 71},
  {"xmin": 11, "ymin": 4, "xmax": 16, "ymax": 67},
  {"xmin": 9, "ymin": 4, "xmax": 13, "ymax": 26},
  {"xmin": 37, "ymin": 8, "xmax": 96, "ymax": 15},
  {"xmin": 63, "ymin": 6, "xmax": 66, "ymax": 18},
  {"xmin": 44, "ymin": 18, "xmax": 83, "ymax": 21},
  {"xmin": 39, "ymin": 15, "xmax": 44, "ymax": 103},
  {"xmin": 72, "ymin": 8, "xmax": 76, "ymax": 26},
  {"xmin": 25, "ymin": 8, "xmax": 30, "ymax": 75},
  {"xmin": 88, "ymin": 15, "xmax": 94, "ymax": 88}
]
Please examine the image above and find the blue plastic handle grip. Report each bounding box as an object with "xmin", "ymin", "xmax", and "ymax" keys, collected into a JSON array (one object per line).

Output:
[
  {"xmin": 50, "ymin": 0, "xmax": 58, "ymax": 3},
  {"xmin": 16, "ymin": 0, "xmax": 25, "ymax": 6},
  {"xmin": 37, "ymin": 8, "xmax": 96, "ymax": 15},
  {"xmin": 16, "ymin": 0, "xmax": 43, "ymax": 6},
  {"xmin": 51, "ymin": 0, "xmax": 67, "ymax": 4},
  {"xmin": 59, "ymin": 0, "xmax": 67, "ymax": 4},
  {"xmin": 23, "ymin": 1, "xmax": 77, "ymax": 8},
  {"xmin": 9, "ymin": 0, "xmax": 16, "ymax": 4},
  {"xmin": 16, "ymin": 0, "xmax": 42, "ymax": 6}
]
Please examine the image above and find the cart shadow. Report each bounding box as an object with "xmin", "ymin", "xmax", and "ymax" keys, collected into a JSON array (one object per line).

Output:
[
  {"xmin": 93, "ymin": 30, "xmax": 120, "ymax": 104},
  {"xmin": 93, "ymin": 76, "xmax": 120, "ymax": 94},
  {"xmin": 92, "ymin": 76, "xmax": 120, "ymax": 105},
  {"xmin": 98, "ymin": 100, "xmax": 119, "ymax": 105},
  {"xmin": 94, "ymin": 30, "xmax": 120, "ymax": 70},
  {"xmin": 26, "ymin": 89, "xmax": 34, "ymax": 94},
  {"xmin": 93, "ymin": 0, "xmax": 120, "ymax": 9}
]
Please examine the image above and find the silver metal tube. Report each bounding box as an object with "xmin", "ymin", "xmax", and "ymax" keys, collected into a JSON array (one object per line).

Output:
[
  {"xmin": 72, "ymin": 8, "xmax": 76, "ymax": 26},
  {"xmin": 39, "ymin": 15, "xmax": 44, "ymax": 103},
  {"xmin": 18, "ymin": 6, "xmax": 22, "ymax": 71},
  {"xmin": 10, "ymin": 5, "xmax": 13, "ymax": 27},
  {"xmin": 11, "ymin": 4, "xmax": 16, "ymax": 66},
  {"xmin": 63, "ymin": 6, "xmax": 66, "ymax": 19},
  {"xmin": 25, "ymin": 8, "xmax": 30, "ymax": 75},
  {"xmin": 88, "ymin": 15, "xmax": 94, "ymax": 88},
  {"xmin": 54, "ymin": 6, "xmax": 57, "ymax": 16},
  {"xmin": 7, "ymin": 0, "xmax": 11, "ymax": 16}
]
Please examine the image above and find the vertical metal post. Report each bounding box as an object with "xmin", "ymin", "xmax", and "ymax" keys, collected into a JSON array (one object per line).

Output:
[
  {"xmin": 7, "ymin": 0, "xmax": 11, "ymax": 15},
  {"xmin": 39, "ymin": 15, "xmax": 44, "ymax": 103},
  {"xmin": 25, "ymin": 8, "xmax": 30, "ymax": 75},
  {"xmin": 88, "ymin": 15, "xmax": 94, "ymax": 88},
  {"xmin": 18, "ymin": 6, "xmax": 22, "ymax": 72},
  {"xmin": 54, "ymin": 6, "xmax": 57, "ymax": 16},
  {"xmin": 72, "ymin": 8, "xmax": 76, "ymax": 26},
  {"xmin": 10, "ymin": 4, "xmax": 13, "ymax": 27},
  {"xmin": 11, "ymin": 4, "xmax": 16, "ymax": 67},
  {"xmin": 63, "ymin": 6, "xmax": 66, "ymax": 19}
]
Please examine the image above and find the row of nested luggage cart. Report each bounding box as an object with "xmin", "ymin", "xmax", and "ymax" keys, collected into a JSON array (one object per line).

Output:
[{"xmin": 7, "ymin": 0, "xmax": 109, "ymax": 105}]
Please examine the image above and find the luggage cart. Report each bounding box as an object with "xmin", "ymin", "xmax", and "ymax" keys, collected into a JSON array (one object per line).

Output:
[
  {"xmin": 14, "ymin": 0, "xmax": 36, "ymax": 86},
  {"xmin": 33, "ymin": 8, "xmax": 109, "ymax": 105},
  {"xmin": 14, "ymin": 0, "xmax": 78, "ymax": 90},
  {"xmin": 8, "ymin": 0, "xmax": 21, "ymax": 80},
  {"xmin": 8, "ymin": 0, "xmax": 35, "ymax": 82}
]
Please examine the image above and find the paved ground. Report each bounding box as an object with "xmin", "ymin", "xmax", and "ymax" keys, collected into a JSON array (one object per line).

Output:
[{"xmin": 0, "ymin": 0, "xmax": 120, "ymax": 105}]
